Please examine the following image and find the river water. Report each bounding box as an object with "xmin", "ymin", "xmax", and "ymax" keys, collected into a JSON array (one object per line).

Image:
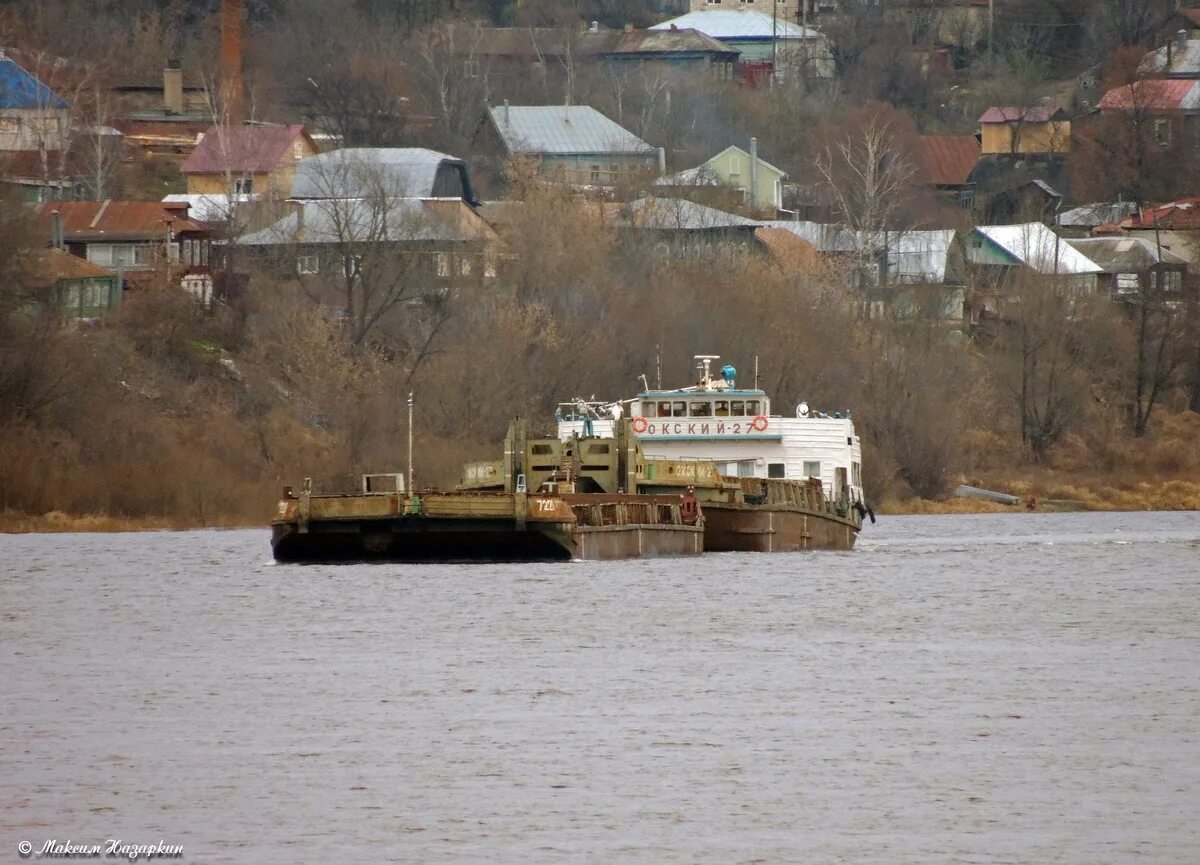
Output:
[{"xmin": 2, "ymin": 512, "xmax": 1198, "ymax": 864}]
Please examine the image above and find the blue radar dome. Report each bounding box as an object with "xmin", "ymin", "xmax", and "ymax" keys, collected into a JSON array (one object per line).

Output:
[{"xmin": 721, "ymin": 364, "xmax": 736, "ymax": 385}]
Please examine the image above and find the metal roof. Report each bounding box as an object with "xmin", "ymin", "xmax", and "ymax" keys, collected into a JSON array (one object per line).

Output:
[
  {"xmin": 970, "ymin": 223, "xmax": 1101, "ymax": 275},
  {"xmin": 1097, "ymin": 79, "xmax": 1200, "ymax": 111},
  {"xmin": 235, "ymin": 198, "xmax": 497, "ymax": 246},
  {"xmin": 1065, "ymin": 236, "xmax": 1188, "ymax": 272},
  {"xmin": 291, "ymin": 148, "xmax": 470, "ymax": 200},
  {"xmin": 1139, "ymin": 38, "xmax": 1200, "ymax": 77},
  {"xmin": 163, "ymin": 193, "xmax": 256, "ymax": 223},
  {"xmin": 648, "ymin": 10, "xmax": 820, "ymax": 40},
  {"xmin": 181, "ymin": 125, "xmax": 307, "ymax": 175},
  {"xmin": 616, "ymin": 197, "xmax": 759, "ymax": 230},
  {"xmin": 34, "ymin": 200, "xmax": 205, "ymax": 239},
  {"xmin": 1056, "ymin": 201, "xmax": 1138, "ymax": 227},
  {"xmin": 0, "ymin": 56, "xmax": 67, "ymax": 109},
  {"xmin": 489, "ymin": 105, "xmax": 654, "ymax": 155},
  {"xmin": 978, "ymin": 106, "xmax": 1065, "ymax": 123},
  {"xmin": 917, "ymin": 134, "xmax": 980, "ymax": 186}
]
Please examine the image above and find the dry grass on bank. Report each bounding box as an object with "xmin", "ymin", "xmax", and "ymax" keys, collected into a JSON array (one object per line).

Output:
[{"xmin": 0, "ymin": 509, "xmax": 255, "ymax": 534}]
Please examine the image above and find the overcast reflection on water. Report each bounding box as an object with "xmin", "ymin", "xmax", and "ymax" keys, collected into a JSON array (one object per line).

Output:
[{"xmin": 2, "ymin": 511, "xmax": 1198, "ymax": 864}]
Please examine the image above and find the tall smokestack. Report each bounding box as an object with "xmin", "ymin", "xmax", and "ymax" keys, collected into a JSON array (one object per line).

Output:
[{"xmin": 220, "ymin": 0, "xmax": 246, "ymax": 125}]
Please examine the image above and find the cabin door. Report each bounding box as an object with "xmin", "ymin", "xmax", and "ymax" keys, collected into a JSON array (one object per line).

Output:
[{"xmin": 835, "ymin": 467, "xmax": 848, "ymax": 501}]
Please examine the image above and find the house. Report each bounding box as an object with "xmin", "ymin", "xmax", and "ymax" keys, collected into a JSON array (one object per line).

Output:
[
  {"xmin": 589, "ymin": 27, "xmax": 740, "ymax": 78},
  {"xmin": 233, "ymin": 197, "xmax": 505, "ymax": 311},
  {"xmin": 485, "ymin": 104, "xmax": 660, "ymax": 187},
  {"xmin": 966, "ymin": 157, "xmax": 1068, "ymax": 225},
  {"xmin": 1139, "ymin": 31, "xmax": 1200, "ymax": 79},
  {"xmin": 33, "ymin": 200, "xmax": 213, "ymax": 295},
  {"xmin": 653, "ymin": 140, "xmax": 786, "ymax": 212},
  {"xmin": 1056, "ymin": 201, "xmax": 1140, "ymax": 237},
  {"xmin": 1167, "ymin": 8, "xmax": 1200, "ymax": 40},
  {"xmin": 1, "ymin": 148, "xmax": 85, "ymax": 201},
  {"xmin": 25, "ymin": 247, "xmax": 122, "ymax": 320},
  {"xmin": 291, "ymin": 148, "xmax": 477, "ymax": 203},
  {"xmin": 917, "ymin": 134, "xmax": 980, "ymax": 206},
  {"xmin": 610, "ymin": 196, "xmax": 763, "ymax": 258},
  {"xmin": 0, "ymin": 52, "xmax": 70, "ymax": 152},
  {"xmin": 1096, "ymin": 78, "xmax": 1200, "ymax": 152},
  {"xmin": 1065, "ymin": 236, "xmax": 1189, "ymax": 302},
  {"xmin": 648, "ymin": 10, "xmax": 833, "ymax": 82},
  {"xmin": 978, "ymin": 106, "xmax": 1070, "ymax": 155},
  {"xmin": 686, "ymin": 0, "xmax": 803, "ymax": 28},
  {"xmin": 964, "ymin": 222, "xmax": 1101, "ymax": 326},
  {"xmin": 181, "ymin": 124, "xmax": 317, "ymax": 197},
  {"xmin": 1117, "ymin": 197, "xmax": 1200, "ymax": 265}
]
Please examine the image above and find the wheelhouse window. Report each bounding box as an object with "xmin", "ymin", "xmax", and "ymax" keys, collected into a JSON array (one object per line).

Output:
[
  {"xmin": 655, "ymin": 401, "xmax": 671, "ymax": 418},
  {"xmin": 672, "ymin": 401, "xmax": 687, "ymax": 417},
  {"xmin": 803, "ymin": 460, "xmax": 821, "ymax": 479},
  {"xmin": 730, "ymin": 400, "xmax": 746, "ymax": 416},
  {"xmin": 714, "ymin": 400, "xmax": 730, "ymax": 416},
  {"xmin": 688, "ymin": 401, "xmax": 712, "ymax": 417},
  {"xmin": 745, "ymin": 400, "xmax": 761, "ymax": 415}
]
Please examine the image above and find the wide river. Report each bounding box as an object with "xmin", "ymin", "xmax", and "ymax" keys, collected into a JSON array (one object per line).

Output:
[{"xmin": 2, "ymin": 512, "xmax": 1198, "ymax": 864}]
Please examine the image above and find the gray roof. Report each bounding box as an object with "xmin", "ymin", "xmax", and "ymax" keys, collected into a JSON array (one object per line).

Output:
[
  {"xmin": 291, "ymin": 148, "xmax": 467, "ymax": 199},
  {"xmin": 616, "ymin": 197, "xmax": 759, "ymax": 230},
  {"xmin": 1140, "ymin": 39, "xmax": 1200, "ymax": 77},
  {"xmin": 235, "ymin": 198, "xmax": 488, "ymax": 246},
  {"xmin": 1057, "ymin": 201, "xmax": 1139, "ymax": 228},
  {"xmin": 1064, "ymin": 236, "xmax": 1189, "ymax": 272},
  {"xmin": 489, "ymin": 105, "xmax": 655, "ymax": 156},
  {"xmin": 759, "ymin": 221, "xmax": 958, "ymax": 282}
]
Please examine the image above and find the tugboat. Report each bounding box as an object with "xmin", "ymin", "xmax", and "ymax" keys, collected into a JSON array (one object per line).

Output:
[{"xmin": 557, "ymin": 355, "xmax": 872, "ymax": 551}]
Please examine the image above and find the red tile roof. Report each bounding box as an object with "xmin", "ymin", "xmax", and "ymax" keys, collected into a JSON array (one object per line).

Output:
[
  {"xmin": 181, "ymin": 124, "xmax": 306, "ymax": 175},
  {"xmin": 978, "ymin": 106, "xmax": 1065, "ymax": 123},
  {"xmin": 34, "ymin": 200, "xmax": 205, "ymax": 239},
  {"xmin": 1121, "ymin": 197, "xmax": 1200, "ymax": 230},
  {"xmin": 1097, "ymin": 78, "xmax": 1200, "ymax": 111},
  {"xmin": 918, "ymin": 134, "xmax": 980, "ymax": 186}
]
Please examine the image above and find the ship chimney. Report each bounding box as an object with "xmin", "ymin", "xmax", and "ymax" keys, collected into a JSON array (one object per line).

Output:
[
  {"xmin": 749, "ymin": 136, "xmax": 759, "ymax": 211},
  {"xmin": 163, "ymin": 65, "xmax": 184, "ymax": 115},
  {"xmin": 220, "ymin": 0, "xmax": 247, "ymax": 125}
]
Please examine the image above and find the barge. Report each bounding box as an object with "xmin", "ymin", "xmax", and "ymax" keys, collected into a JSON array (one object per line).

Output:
[{"xmin": 271, "ymin": 421, "xmax": 702, "ymax": 563}]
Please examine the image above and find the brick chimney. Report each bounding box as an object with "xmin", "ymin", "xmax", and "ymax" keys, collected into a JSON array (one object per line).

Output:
[
  {"xmin": 220, "ymin": 0, "xmax": 246, "ymax": 125},
  {"xmin": 163, "ymin": 66, "xmax": 184, "ymax": 115}
]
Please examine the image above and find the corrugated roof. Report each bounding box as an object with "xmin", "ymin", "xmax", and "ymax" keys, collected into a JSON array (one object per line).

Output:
[
  {"xmin": 615, "ymin": 197, "xmax": 759, "ymax": 230},
  {"xmin": 0, "ymin": 56, "xmax": 68, "ymax": 109},
  {"xmin": 971, "ymin": 223, "xmax": 1101, "ymax": 274},
  {"xmin": 291, "ymin": 148, "xmax": 469, "ymax": 200},
  {"xmin": 28, "ymin": 248, "xmax": 115, "ymax": 281},
  {"xmin": 757, "ymin": 221, "xmax": 959, "ymax": 282},
  {"xmin": 1057, "ymin": 201, "xmax": 1139, "ymax": 228},
  {"xmin": 181, "ymin": 124, "xmax": 307, "ymax": 175},
  {"xmin": 978, "ymin": 106, "xmax": 1065, "ymax": 123},
  {"xmin": 1139, "ymin": 38, "xmax": 1200, "ymax": 76},
  {"xmin": 34, "ymin": 200, "xmax": 205, "ymax": 239},
  {"xmin": 918, "ymin": 134, "xmax": 980, "ymax": 186},
  {"xmin": 604, "ymin": 28, "xmax": 739, "ymax": 56},
  {"xmin": 1121, "ymin": 197, "xmax": 1200, "ymax": 230},
  {"xmin": 1097, "ymin": 79, "xmax": 1200, "ymax": 111},
  {"xmin": 235, "ymin": 198, "xmax": 497, "ymax": 246},
  {"xmin": 649, "ymin": 10, "xmax": 820, "ymax": 40},
  {"xmin": 489, "ymin": 105, "xmax": 654, "ymax": 155},
  {"xmin": 1065, "ymin": 236, "xmax": 1188, "ymax": 272},
  {"xmin": 163, "ymin": 193, "xmax": 256, "ymax": 222}
]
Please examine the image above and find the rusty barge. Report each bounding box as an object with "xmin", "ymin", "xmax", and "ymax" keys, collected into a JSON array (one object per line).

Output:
[{"xmin": 271, "ymin": 420, "xmax": 703, "ymax": 563}]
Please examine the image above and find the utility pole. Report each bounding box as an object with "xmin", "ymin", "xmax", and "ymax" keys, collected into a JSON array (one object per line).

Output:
[
  {"xmin": 407, "ymin": 392, "xmax": 414, "ymax": 496},
  {"xmin": 988, "ymin": 0, "xmax": 994, "ymax": 65}
]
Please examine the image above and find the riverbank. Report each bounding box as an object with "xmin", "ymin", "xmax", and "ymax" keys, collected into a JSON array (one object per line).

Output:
[{"xmin": 0, "ymin": 510, "xmax": 252, "ymax": 534}]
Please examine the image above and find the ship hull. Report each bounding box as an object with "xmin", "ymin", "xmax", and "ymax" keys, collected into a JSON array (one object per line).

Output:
[{"xmin": 702, "ymin": 503, "xmax": 859, "ymax": 552}]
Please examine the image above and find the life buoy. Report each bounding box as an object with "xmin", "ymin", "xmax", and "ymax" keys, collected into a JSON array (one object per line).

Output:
[
  {"xmin": 751, "ymin": 415, "xmax": 769, "ymax": 432},
  {"xmin": 632, "ymin": 416, "xmax": 648, "ymax": 434}
]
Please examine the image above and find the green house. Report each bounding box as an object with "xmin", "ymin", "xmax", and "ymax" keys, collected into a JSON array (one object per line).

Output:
[{"xmin": 29, "ymin": 248, "xmax": 122, "ymax": 320}]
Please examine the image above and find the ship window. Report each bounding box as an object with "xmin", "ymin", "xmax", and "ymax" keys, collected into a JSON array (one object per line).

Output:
[
  {"xmin": 737, "ymin": 459, "xmax": 756, "ymax": 477},
  {"xmin": 803, "ymin": 460, "xmax": 821, "ymax": 479},
  {"xmin": 658, "ymin": 401, "xmax": 672, "ymax": 417},
  {"xmin": 730, "ymin": 400, "xmax": 746, "ymax": 416},
  {"xmin": 714, "ymin": 400, "xmax": 729, "ymax": 417},
  {"xmin": 689, "ymin": 401, "xmax": 712, "ymax": 417},
  {"xmin": 767, "ymin": 463, "xmax": 786, "ymax": 478},
  {"xmin": 672, "ymin": 401, "xmax": 687, "ymax": 417},
  {"xmin": 745, "ymin": 400, "xmax": 761, "ymax": 415}
]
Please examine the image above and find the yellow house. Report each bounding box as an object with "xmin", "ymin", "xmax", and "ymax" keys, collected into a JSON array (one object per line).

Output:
[
  {"xmin": 979, "ymin": 107, "xmax": 1071, "ymax": 155},
  {"xmin": 181, "ymin": 124, "xmax": 317, "ymax": 197}
]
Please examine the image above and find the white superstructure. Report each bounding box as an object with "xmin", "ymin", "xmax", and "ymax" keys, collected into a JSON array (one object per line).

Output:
[{"xmin": 557, "ymin": 356, "xmax": 864, "ymax": 504}]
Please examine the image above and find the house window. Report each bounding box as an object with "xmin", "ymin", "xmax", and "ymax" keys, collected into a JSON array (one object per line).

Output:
[
  {"xmin": 802, "ymin": 460, "xmax": 821, "ymax": 479},
  {"xmin": 234, "ymin": 177, "xmax": 254, "ymax": 194},
  {"xmin": 292, "ymin": 139, "xmax": 305, "ymax": 160},
  {"xmin": 1154, "ymin": 119, "xmax": 1172, "ymax": 148},
  {"xmin": 297, "ymin": 255, "xmax": 319, "ymax": 274},
  {"xmin": 767, "ymin": 463, "xmax": 786, "ymax": 478},
  {"xmin": 435, "ymin": 253, "xmax": 450, "ymax": 277},
  {"xmin": 590, "ymin": 164, "xmax": 601, "ymax": 182},
  {"xmin": 459, "ymin": 256, "xmax": 473, "ymax": 276},
  {"xmin": 484, "ymin": 256, "xmax": 497, "ymax": 279},
  {"xmin": 343, "ymin": 255, "xmax": 361, "ymax": 277},
  {"xmin": 463, "ymin": 58, "xmax": 480, "ymax": 78}
]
